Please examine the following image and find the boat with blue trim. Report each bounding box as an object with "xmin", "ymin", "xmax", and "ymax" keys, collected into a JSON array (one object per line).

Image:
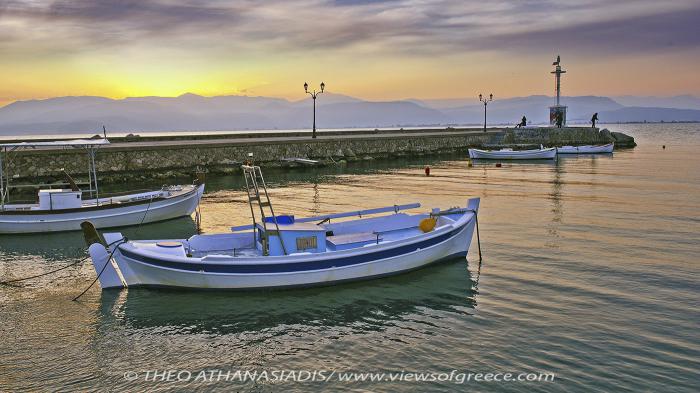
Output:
[
  {"xmin": 556, "ymin": 143, "xmax": 614, "ymax": 154},
  {"xmin": 1, "ymin": 138, "xmax": 205, "ymax": 233},
  {"xmin": 82, "ymin": 165, "xmax": 481, "ymax": 290},
  {"xmin": 468, "ymin": 145, "xmax": 556, "ymax": 160}
]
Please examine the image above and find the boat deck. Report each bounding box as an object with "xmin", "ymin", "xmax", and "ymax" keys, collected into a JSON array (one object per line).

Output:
[
  {"xmin": 1, "ymin": 185, "xmax": 194, "ymax": 212},
  {"xmin": 185, "ymin": 224, "xmax": 433, "ymax": 259}
]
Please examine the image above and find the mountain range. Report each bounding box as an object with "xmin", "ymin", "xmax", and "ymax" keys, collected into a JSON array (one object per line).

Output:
[{"xmin": 1, "ymin": 93, "xmax": 699, "ymax": 136}]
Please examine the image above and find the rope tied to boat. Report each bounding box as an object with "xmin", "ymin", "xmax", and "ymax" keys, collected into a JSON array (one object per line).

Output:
[
  {"xmin": 72, "ymin": 236, "xmax": 127, "ymax": 301},
  {"xmin": 465, "ymin": 209, "xmax": 483, "ymax": 263},
  {"xmin": 0, "ymin": 255, "xmax": 90, "ymax": 287},
  {"xmin": 133, "ymin": 195, "xmax": 154, "ymax": 237},
  {"xmin": 428, "ymin": 207, "xmax": 483, "ymax": 262}
]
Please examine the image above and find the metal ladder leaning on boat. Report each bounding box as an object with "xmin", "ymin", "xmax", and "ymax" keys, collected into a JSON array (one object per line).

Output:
[{"xmin": 242, "ymin": 165, "xmax": 288, "ymax": 256}]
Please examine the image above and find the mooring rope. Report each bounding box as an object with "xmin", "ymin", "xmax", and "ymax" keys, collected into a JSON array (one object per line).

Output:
[
  {"xmin": 72, "ymin": 237, "xmax": 127, "ymax": 301},
  {"xmin": 0, "ymin": 255, "xmax": 89, "ymax": 286},
  {"xmin": 466, "ymin": 209, "xmax": 482, "ymax": 262},
  {"xmin": 133, "ymin": 195, "xmax": 154, "ymax": 237},
  {"xmin": 195, "ymin": 201, "xmax": 202, "ymax": 235}
]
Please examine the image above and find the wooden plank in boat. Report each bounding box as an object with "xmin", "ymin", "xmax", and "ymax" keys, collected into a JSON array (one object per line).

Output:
[{"xmin": 327, "ymin": 232, "xmax": 381, "ymax": 246}]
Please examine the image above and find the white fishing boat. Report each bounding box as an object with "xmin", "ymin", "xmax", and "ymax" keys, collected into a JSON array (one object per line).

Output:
[
  {"xmin": 556, "ymin": 143, "xmax": 614, "ymax": 154},
  {"xmin": 0, "ymin": 139, "xmax": 204, "ymax": 234},
  {"xmin": 468, "ymin": 146, "xmax": 556, "ymax": 160},
  {"xmin": 83, "ymin": 165, "xmax": 481, "ymax": 290}
]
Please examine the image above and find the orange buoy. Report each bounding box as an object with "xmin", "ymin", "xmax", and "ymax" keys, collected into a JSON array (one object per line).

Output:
[
  {"xmin": 419, "ymin": 217, "xmax": 437, "ymax": 233},
  {"xmin": 425, "ymin": 166, "xmax": 430, "ymax": 176}
]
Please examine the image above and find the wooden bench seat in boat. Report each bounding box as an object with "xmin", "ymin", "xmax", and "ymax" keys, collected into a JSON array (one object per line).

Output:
[{"xmin": 326, "ymin": 231, "xmax": 382, "ymax": 251}]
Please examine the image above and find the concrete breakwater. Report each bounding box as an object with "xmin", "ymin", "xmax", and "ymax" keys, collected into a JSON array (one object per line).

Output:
[{"xmin": 2, "ymin": 127, "xmax": 635, "ymax": 185}]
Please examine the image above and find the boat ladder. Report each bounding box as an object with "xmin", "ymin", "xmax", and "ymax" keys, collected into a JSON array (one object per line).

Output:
[{"xmin": 241, "ymin": 165, "xmax": 287, "ymax": 256}]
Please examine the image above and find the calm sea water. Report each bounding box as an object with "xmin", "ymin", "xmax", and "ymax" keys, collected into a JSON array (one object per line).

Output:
[{"xmin": 1, "ymin": 124, "xmax": 698, "ymax": 392}]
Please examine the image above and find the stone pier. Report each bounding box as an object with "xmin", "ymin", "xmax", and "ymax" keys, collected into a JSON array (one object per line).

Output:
[{"xmin": 1, "ymin": 127, "xmax": 635, "ymax": 184}]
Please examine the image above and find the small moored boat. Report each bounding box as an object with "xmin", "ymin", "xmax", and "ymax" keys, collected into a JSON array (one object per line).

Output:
[
  {"xmin": 0, "ymin": 138, "xmax": 204, "ymax": 233},
  {"xmin": 468, "ymin": 146, "xmax": 556, "ymax": 160},
  {"xmin": 556, "ymin": 143, "xmax": 614, "ymax": 154},
  {"xmin": 83, "ymin": 165, "xmax": 481, "ymax": 290}
]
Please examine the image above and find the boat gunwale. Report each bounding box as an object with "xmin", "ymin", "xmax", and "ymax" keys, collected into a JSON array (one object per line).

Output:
[
  {"xmin": 556, "ymin": 142, "xmax": 614, "ymax": 153},
  {"xmin": 468, "ymin": 147, "xmax": 557, "ymax": 154},
  {"xmin": 0, "ymin": 185, "xmax": 199, "ymax": 215},
  {"xmin": 113, "ymin": 210, "xmax": 475, "ymax": 270}
]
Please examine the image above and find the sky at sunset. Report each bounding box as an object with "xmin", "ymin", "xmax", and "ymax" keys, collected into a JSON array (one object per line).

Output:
[{"xmin": 1, "ymin": 0, "xmax": 699, "ymax": 107}]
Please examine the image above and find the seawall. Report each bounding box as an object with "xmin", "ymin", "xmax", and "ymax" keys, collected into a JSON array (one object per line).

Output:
[{"xmin": 1, "ymin": 127, "xmax": 635, "ymax": 184}]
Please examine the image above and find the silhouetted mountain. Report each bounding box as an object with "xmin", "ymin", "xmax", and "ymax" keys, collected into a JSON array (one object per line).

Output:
[
  {"xmin": 612, "ymin": 95, "xmax": 700, "ymax": 110},
  {"xmin": 441, "ymin": 95, "xmax": 623, "ymax": 124},
  {"xmin": 0, "ymin": 93, "xmax": 698, "ymax": 136},
  {"xmin": 599, "ymin": 107, "xmax": 700, "ymax": 123}
]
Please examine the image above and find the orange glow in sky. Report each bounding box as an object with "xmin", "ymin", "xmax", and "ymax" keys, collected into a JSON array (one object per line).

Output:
[{"xmin": 1, "ymin": 0, "xmax": 699, "ymax": 107}]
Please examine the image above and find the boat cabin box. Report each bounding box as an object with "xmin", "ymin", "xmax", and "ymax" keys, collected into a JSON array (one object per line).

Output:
[
  {"xmin": 255, "ymin": 222, "xmax": 326, "ymax": 255},
  {"xmin": 38, "ymin": 189, "xmax": 82, "ymax": 210}
]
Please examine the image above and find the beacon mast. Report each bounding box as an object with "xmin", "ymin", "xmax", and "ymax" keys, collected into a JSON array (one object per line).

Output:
[{"xmin": 550, "ymin": 55, "xmax": 567, "ymax": 126}]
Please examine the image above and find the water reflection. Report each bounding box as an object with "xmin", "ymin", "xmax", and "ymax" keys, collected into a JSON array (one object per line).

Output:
[
  {"xmin": 469, "ymin": 158, "xmax": 557, "ymax": 167},
  {"xmin": 97, "ymin": 258, "xmax": 479, "ymax": 335},
  {"xmin": 0, "ymin": 216, "xmax": 198, "ymax": 260}
]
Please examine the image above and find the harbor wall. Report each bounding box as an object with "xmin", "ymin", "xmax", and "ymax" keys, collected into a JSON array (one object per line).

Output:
[{"xmin": 2, "ymin": 127, "xmax": 634, "ymax": 184}]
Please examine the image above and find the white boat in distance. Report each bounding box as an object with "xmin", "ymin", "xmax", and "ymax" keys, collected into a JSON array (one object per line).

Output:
[
  {"xmin": 468, "ymin": 146, "xmax": 557, "ymax": 160},
  {"xmin": 556, "ymin": 143, "xmax": 614, "ymax": 154},
  {"xmin": 83, "ymin": 165, "xmax": 481, "ymax": 290},
  {"xmin": 0, "ymin": 139, "xmax": 204, "ymax": 234}
]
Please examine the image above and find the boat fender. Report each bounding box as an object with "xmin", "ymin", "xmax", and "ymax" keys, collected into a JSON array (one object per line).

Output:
[{"xmin": 419, "ymin": 217, "xmax": 437, "ymax": 233}]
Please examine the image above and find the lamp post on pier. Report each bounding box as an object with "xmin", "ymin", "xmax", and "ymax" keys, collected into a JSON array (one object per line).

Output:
[
  {"xmin": 479, "ymin": 93, "xmax": 493, "ymax": 132},
  {"xmin": 304, "ymin": 81, "xmax": 325, "ymax": 139}
]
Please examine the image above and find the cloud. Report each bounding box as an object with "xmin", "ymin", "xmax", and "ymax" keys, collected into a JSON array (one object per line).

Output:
[{"xmin": 1, "ymin": 0, "xmax": 699, "ymax": 59}]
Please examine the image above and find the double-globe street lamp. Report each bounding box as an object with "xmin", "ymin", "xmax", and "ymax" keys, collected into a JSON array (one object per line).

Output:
[
  {"xmin": 304, "ymin": 81, "xmax": 325, "ymax": 139},
  {"xmin": 479, "ymin": 93, "xmax": 493, "ymax": 132}
]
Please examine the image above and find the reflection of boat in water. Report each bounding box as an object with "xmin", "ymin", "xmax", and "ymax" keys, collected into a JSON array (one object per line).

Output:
[
  {"xmin": 557, "ymin": 143, "xmax": 614, "ymax": 154},
  {"xmin": 468, "ymin": 147, "xmax": 556, "ymax": 160},
  {"xmin": 97, "ymin": 258, "xmax": 479, "ymax": 333},
  {"xmin": 84, "ymin": 165, "xmax": 481, "ymax": 290},
  {"xmin": 0, "ymin": 139, "xmax": 204, "ymax": 233}
]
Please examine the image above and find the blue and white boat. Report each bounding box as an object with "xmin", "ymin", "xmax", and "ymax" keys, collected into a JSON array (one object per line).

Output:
[
  {"xmin": 0, "ymin": 139, "xmax": 204, "ymax": 233},
  {"xmin": 83, "ymin": 165, "xmax": 481, "ymax": 290},
  {"xmin": 556, "ymin": 143, "xmax": 614, "ymax": 154},
  {"xmin": 468, "ymin": 146, "xmax": 556, "ymax": 160}
]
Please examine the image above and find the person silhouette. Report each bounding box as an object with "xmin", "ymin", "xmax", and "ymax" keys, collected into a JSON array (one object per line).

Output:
[
  {"xmin": 520, "ymin": 116, "xmax": 527, "ymax": 128},
  {"xmin": 591, "ymin": 113, "xmax": 599, "ymax": 128}
]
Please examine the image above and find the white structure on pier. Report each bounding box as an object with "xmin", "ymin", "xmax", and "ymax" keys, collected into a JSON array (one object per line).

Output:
[{"xmin": 549, "ymin": 55, "xmax": 567, "ymax": 126}]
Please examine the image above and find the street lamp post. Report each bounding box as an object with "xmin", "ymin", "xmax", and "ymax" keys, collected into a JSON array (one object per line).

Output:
[
  {"xmin": 479, "ymin": 93, "xmax": 493, "ymax": 132},
  {"xmin": 304, "ymin": 81, "xmax": 325, "ymax": 138}
]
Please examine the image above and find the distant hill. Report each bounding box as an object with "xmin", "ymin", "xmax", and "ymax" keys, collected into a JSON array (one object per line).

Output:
[
  {"xmin": 0, "ymin": 93, "xmax": 698, "ymax": 135},
  {"xmin": 612, "ymin": 95, "xmax": 700, "ymax": 110},
  {"xmin": 440, "ymin": 95, "xmax": 623, "ymax": 125},
  {"xmin": 599, "ymin": 107, "xmax": 700, "ymax": 123}
]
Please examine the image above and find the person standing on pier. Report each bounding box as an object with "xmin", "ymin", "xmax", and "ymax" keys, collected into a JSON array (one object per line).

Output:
[
  {"xmin": 591, "ymin": 113, "xmax": 599, "ymax": 128},
  {"xmin": 518, "ymin": 115, "xmax": 527, "ymax": 128},
  {"xmin": 556, "ymin": 112, "xmax": 563, "ymax": 128}
]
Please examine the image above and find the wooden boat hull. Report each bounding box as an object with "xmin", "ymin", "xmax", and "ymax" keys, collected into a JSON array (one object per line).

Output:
[
  {"xmin": 0, "ymin": 184, "xmax": 204, "ymax": 234},
  {"xmin": 556, "ymin": 143, "xmax": 614, "ymax": 154},
  {"xmin": 468, "ymin": 148, "xmax": 556, "ymax": 160},
  {"xmin": 87, "ymin": 198, "xmax": 480, "ymax": 290}
]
